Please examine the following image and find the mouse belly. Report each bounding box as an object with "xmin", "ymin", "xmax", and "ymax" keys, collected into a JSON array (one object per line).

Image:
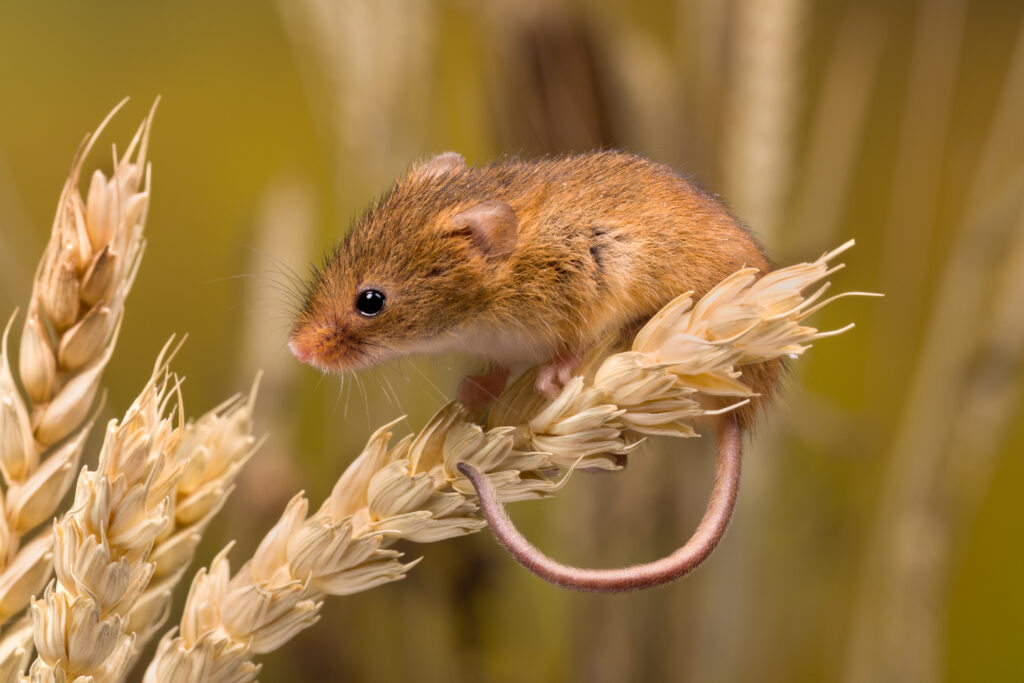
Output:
[{"xmin": 454, "ymin": 324, "xmax": 558, "ymax": 368}]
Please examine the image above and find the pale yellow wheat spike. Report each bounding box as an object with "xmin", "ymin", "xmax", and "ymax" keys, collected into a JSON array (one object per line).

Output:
[
  {"xmin": 121, "ymin": 376, "xmax": 261, "ymax": 677},
  {"xmin": 0, "ymin": 102, "xmax": 156, "ymax": 676},
  {"xmin": 20, "ymin": 100, "xmax": 154, "ymax": 443},
  {"xmin": 24, "ymin": 345, "xmax": 260, "ymax": 682},
  {"xmin": 27, "ymin": 356, "xmax": 184, "ymax": 681},
  {"xmin": 145, "ymin": 244, "xmax": 869, "ymax": 680}
]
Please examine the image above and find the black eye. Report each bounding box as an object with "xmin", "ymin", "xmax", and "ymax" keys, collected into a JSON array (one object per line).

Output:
[{"xmin": 355, "ymin": 289, "xmax": 386, "ymax": 317}]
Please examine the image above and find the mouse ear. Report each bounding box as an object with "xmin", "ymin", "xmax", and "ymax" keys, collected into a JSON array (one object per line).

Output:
[
  {"xmin": 410, "ymin": 152, "xmax": 466, "ymax": 182},
  {"xmin": 451, "ymin": 200, "xmax": 518, "ymax": 259}
]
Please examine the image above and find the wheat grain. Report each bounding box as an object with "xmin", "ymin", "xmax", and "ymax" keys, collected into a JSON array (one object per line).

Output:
[{"xmin": 0, "ymin": 616, "xmax": 32, "ymax": 683}]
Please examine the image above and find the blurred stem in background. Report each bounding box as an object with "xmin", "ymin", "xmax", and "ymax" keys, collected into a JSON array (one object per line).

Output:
[
  {"xmin": 788, "ymin": 3, "xmax": 886, "ymax": 254},
  {"xmin": 722, "ymin": 0, "xmax": 805, "ymax": 245},
  {"xmin": 868, "ymin": 0, "xmax": 969, "ymax": 404},
  {"xmin": 697, "ymin": 0, "xmax": 807, "ymax": 680},
  {"xmin": 232, "ymin": 179, "xmax": 312, "ymax": 521},
  {"xmin": 276, "ymin": 0, "xmax": 437, "ymax": 192},
  {"xmin": 846, "ymin": 15, "xmax": 1024, "ymax": 682}
]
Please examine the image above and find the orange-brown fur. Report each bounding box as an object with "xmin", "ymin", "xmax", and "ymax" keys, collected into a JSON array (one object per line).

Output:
[{"xmin": 291, "ymin": 150, "xmax": 781, "ymax": 426}]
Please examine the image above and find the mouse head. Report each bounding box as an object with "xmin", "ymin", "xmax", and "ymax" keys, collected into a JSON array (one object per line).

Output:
[{"xmin": 289, "ymin": 152, "xmax": 520, "ymax": 372}]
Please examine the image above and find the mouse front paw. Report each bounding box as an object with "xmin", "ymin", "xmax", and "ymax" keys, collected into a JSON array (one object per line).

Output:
[
  {"xmin": 535, "ymin": 352, "xmax": 583, "ymax": 400},
  {"xmin": 457, "ymin": 365, "xmax": 511, "ymax": 410}
]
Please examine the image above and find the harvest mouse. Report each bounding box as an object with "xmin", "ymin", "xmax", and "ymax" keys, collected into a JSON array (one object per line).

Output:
[
  {"xmin": 289, "ymin": 150, "xmax": 777, "ymax": 414},
  {"xmin": 290, "ymin": 150, "xmax": 779, "ymax": 591}
]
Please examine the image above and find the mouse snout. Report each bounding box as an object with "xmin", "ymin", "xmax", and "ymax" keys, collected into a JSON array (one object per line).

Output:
[
  {"xmin": 287, "ymin": 337, "xmax": 314, "ymax": 364},
  {"xmin": 287, "ymin": 321, "xmax": 334, "ymax": 368},
  {"xmin": 288, "ymin": 319, "xmax": 370, "ymax": 372}
]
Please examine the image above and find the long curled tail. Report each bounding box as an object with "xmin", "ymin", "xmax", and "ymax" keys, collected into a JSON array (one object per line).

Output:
[{"xmin": 457, "ymin": 413, "xmax": 743, "ymax": 592}]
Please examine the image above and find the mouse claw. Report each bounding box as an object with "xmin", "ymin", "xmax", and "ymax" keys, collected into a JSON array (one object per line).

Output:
[{"xmin": 536, "ymin": 353, "xmax": 582, "ymax": 399}]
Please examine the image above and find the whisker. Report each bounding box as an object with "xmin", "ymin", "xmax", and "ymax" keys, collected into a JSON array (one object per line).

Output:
[
  {"xmin": 402, "ymin": 361, "xmax": 451, "ymax": 404},
  {"xmin": 378, "ymin": 371, "xmax": 407, "ymax": 420},
  {"xmin": 333, "ymin": 372, "xmax": 346, "ymax": 414},
  {"xmin": 355, "ymin": 372, "xmax": 370, "ymax": 427},
  {"xmin": 339, "ymin": 371, "xmax": 351, "ymax": 420},
  {"xmin": 238, "ymin": 241, "xmax": 310, "ymax": 289}
]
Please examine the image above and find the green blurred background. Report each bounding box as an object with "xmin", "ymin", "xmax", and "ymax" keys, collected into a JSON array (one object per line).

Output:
[{"xmin": 2, "ymin": 0, "xmax": 1023, "ymax": 681}]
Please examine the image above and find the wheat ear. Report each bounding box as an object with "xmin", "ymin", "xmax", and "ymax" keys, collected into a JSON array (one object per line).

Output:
[
  {"xmin": 145, "ymin": 241, "xmax": 872, "ymax": 681},
  {"xmin": 26, "ymin": 355, "xmax": 185, "ymax": 681},
  {"xmin": 0, "ymin": 102, "xmax": 155, "ymax": 679},
  {"xmin": 23, "ymin": 343, "xmax": 260, "ymax": 682},
  {"xmin": 121, "ymin": 376, "xmax": 261, "ymax": 676}
]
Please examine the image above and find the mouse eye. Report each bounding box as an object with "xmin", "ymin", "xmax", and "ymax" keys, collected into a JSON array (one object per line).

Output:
[{"xmin": 355, "ymin": 289, "xmax": 386, "ymax": 317}]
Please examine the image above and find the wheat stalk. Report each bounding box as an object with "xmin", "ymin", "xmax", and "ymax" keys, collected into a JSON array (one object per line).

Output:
[
  {"xmin": 0, "ymin": 102, "xmax": 155, "ymax": 679},
  {"xmin": 145, "ymin": 242, "xmax": 869, "ymax": 681}
]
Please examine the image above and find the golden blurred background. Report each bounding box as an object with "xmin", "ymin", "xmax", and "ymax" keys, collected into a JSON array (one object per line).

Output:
[{"xmin": 1, "ymin": 0, "xmax": 1023, "ymax": 681}]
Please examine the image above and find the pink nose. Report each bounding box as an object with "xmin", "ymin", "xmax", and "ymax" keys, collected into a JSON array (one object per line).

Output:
[{"xmin": 288, "ymin": 338, "xmax": 313, "ymax": 364}]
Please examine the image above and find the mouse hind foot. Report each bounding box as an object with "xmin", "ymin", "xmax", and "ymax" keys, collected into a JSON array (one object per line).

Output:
[{"xmin": 535, "ymin": 352, "xmax": 583, "ymax": 399}]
